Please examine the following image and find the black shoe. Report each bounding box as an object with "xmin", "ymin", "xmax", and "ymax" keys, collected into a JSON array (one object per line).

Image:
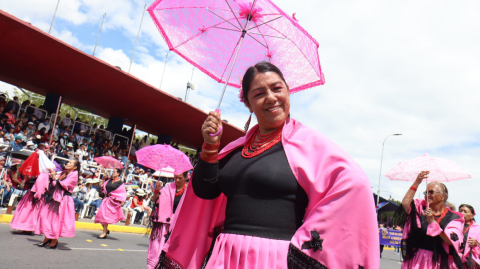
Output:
[
  {"xmin": 98, "ymin": 234, "xmax": 107, "ymax": 239},
  {"xmin": 13, "ymin": 231, "xmax": 33, "ymax": 235},
  {"xmin": 45, "ymin": 242, "xmax": 58, "ymax": 249},
  {"xmin": 38, "ymin": 239, "xmax": 51, "ymax": 247},
  {"xmin": 107, "ymin": 230, "xmax": 110, "ymax": 235}
]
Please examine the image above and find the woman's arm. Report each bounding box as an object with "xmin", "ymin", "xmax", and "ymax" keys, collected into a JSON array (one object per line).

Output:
[
  {"xmin": 402, "ymin": 171, "xmax": 429, "ymax": 213},
  {"xmin": 191, "ymin": 158, "xmax": 221, "ymax": 199}
]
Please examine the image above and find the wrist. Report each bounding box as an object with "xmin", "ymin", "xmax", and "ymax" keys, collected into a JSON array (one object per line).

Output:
[{"xmin": 200, "ymin": 142, "xmax": 220, "ymax": 163}]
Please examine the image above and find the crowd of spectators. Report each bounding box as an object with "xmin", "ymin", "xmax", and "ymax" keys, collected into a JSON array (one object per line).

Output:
[{"xmin": 0, "ymin": 95, "xmax": 196, "ymax": 219}]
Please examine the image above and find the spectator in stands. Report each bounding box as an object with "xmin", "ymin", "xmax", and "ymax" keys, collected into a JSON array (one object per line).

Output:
[
  {"xmin": 38, "ymin": 119, "xmax": 50, "ymax": 133},
  {"xmin": 69, "ymin": 135, "xmax": 78, "ymax": 150},
  {"xmin": 26, "ymin": 141, "xmax": 35, "ymax": 150},
  {"xmin": 89, "ymin": 179, "xmax": 103, "ymax": 217},
  {"xmin": 64, "ymin": 125, "xmax": 72, "ymax": 136},
  {"xmin": 85, "ymin": 178, "xmax": 100, "ymax": 217},
  {"xmin": 5, "ymin": 108, "xmax": 16, "ymax": 125},
  {"xmin": 139, "ymin": 136, "xmax": 149, "ymax": 149},
  {"xmin": 131, "ymin": 189, "xmax": 146, "ymax": 224},
  {"xmin": 32, "ymin": 135, "xmax": 42, "ymax": 146},
  {"xmin": 10, "ymin": 136, "xmax": 24, "ymax": 151},
  {"xmin": 122, "ymin": 191, "xmax": 134, "ymax": 222},
  {"xmin": 18, "ymin": 127, "xmax": 29, "ymax": 143},
  {"xmin": 0, "ymin": 115, "xmax": 8, "ymax": 130},
  {"xmin": 132, "ymin": 139, "xmax": 139, "ymax": 150},
  {"xmin": 5, "ymin": 96, "xmax": 20, "ymax": 114},
  {"xmin": 75, "ymin": 144, "xmax": 88, "ymax": 162},
  {"xmin": 61, "ymin": 113, "xmax": 72, "ymax": 129},
  {"xmin": 66, "ymin": 143, "xmax": 75, "ymax": 159},
  {"xmin": 81, "ymin": 120, "xmax": 90, "ymax": 133},
  {"xmin": 14, "ymin": 121, "xmax": 23, "ymax": 134},
  {"xmin": 33, "ymin": 105, "xmax": 45, "ymax": 119},
  {"xmin": 18, "ymin": 112, "xmax": 27, "ymax": 125},
  {"xmin": 73, "ymin": 180, "xmax": 88, "ymax": 217},
  {"xmin": 46, "ymin": 146, "xmax": 55, "ymax": 159},
  {"xmin": 20, "ymin": 100, "xmax": 30, "ymax": 111},
  {"xmin": 26, "ymin": 122, "xmax": 36, "ymax": 139},
  {"xmin": 76, "ymin": 130, "xmax": 85, "ymax": 143}
]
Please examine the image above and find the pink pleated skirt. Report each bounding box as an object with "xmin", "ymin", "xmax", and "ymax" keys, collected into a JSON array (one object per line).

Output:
[
  {"xmin": 10, "ymin": 191, "xmax": 43, "ymax": 231},
  {"xmin": 147, "ymin": 223, "xmax": 170, "ymax": 269},
  {"xmin": 204, "ymin": 233, "xmax": 290, "ymax": 269},
  {"xmin": 401, "ymin": 249, "xmax": 459, "ymax": 269},
  {"xmin": 94, "ymin": 197, "xmax": 125, "ymax": 225},
  {"xmin": 35, "ymin": 196, "xmax": 75, "ymax": 239}
]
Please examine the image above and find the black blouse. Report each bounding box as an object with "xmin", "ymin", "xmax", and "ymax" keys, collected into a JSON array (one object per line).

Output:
[
  {"xmin": 192, "ymin": 143, "xmax": 308, "ymax": 240},
  {"xmin": 106, "ymin": 179, "xmax": 123, "ymax": 195}
]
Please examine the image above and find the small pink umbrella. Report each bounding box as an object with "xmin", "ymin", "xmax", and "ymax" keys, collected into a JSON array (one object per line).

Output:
[
  {"xmin": 136, "ymin": 144, "xmax": 193, "ymax": 175},
  {"xmin": 94, "ymin": 156, "xmax": 124, "ymax": 169},
  {"xmin": 385, "ymin": 153, "xmax": 471, "ymax": 205}
]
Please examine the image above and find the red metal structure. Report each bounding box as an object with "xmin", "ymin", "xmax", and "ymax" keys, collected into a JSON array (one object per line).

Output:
[{"xmin": 0, "ymin": 10, "xmax": 243, "ymax": 149}]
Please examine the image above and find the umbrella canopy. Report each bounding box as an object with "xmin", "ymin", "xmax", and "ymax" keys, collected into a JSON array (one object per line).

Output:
[
  {"xmin": 136, "ymin": 145, "xmax": 192, "ymax": 175},
  {"xmin": 94, "ymin": 156, "xmax": 124, "ymax": 169},
  {"xmin": 153, "ymin": 167, "xmax": 175, "ymax": 178},
  {"xmin": 385, "ymin": 153, "xmax": 471, "ymax": 182},
  {"xmin": 148, "ymin": 0, "xmax": 324, "ymax": 108}
]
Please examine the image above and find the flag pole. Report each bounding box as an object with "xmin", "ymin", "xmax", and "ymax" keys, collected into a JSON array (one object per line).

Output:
[
  {"xmin": 49, "ymin": 96, "xmax": 63, "ymax": 147},
  {"xmin": 123, "ymin": 124, "xmax": 137, "ymax": 181}
]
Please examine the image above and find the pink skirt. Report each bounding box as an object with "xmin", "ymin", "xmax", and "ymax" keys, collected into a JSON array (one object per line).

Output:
[
  {"xmin": 401, "ymin": 249, "xmax": 459, "ymax": 269},
  {"xmin": 10, "ymin": 191, "xmax": 43, "ymax": 231},
  {"xmin": 94, "ymin": 197, "xmax": 125, "ymax": 225},
  {"xmin": 35, "ymin": 195, "xmax": 75, "ymax": 239},
  {"xmin": 205, "ymin": 233, "xmax": 290, "ymax": 269},
  {"xmin": 147, "ymin": 223, "xmax": 170, "ymax": 269}
]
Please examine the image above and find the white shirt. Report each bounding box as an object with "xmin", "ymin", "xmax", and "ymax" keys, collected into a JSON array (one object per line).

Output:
[
  {"xmin": 85, "ymin": 188, "xmax": 99, "ymax": 204},
  {"xmin": 61, "ymin": 117, "xmax": 72, "ymax": 127},
  {"xmin": 38, "ymin": 122, "xmax": 50, "ymax": 132}
]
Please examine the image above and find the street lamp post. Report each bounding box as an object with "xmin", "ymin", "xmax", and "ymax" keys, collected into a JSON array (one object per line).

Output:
[{"xmin": 376, "ymin": 133, "xmax": 402, "ymax": 208}]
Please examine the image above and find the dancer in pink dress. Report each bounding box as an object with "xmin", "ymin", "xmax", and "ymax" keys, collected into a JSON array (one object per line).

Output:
[
  {"xmin": 94, "ymin": 168, "xmax": 127, "ymax": 239},
  {"xmin": 458, "ymin": 204, "xmax": 480, "ymax": 268},
  {"xmin": 397, "ymin": 171, "xmax": 464, "ymax": 269},
  {"xmin": 157, "ymin": 62, "xmax": 379, "ymax": 269},
  {"xmin": 147, "ymin": 172, "xmax": 187, "ymax": 269},
  {"xmin": 35, "ymin": 159, "xmax": 79, "ymax": 249},
  {"xmin": 11, "ymin": 150, "xmax": 55, "ymax": 234}
]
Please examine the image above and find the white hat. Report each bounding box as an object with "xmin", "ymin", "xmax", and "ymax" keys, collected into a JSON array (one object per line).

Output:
[
  {"xmin": 28, "ymin": 122, "xmax": 34, "ymax": 125},
  {"xmin": 67, "ymin": 142, "xmax": 74, "ymax": 147},
  {"xmin": 85, "ymin": 179, "xmax": 94, "ymax": 184},
  {"xmin": 91, "ymin": 178, "xmax": 100, "ymax": 183},
  {"xmin": 80, "ymin": 130, "xmax": 85, "ymax": 133},
  {"xmin": 127, "ymin": 187, "xmax": 133, "ymax": 192},
  {"xmin": 136, "ymin": 189, "xmax": 146, "ymax": 196},
  {"xmin": 26, "ymin": 141, "xmax": 34, "ymax": 146}
]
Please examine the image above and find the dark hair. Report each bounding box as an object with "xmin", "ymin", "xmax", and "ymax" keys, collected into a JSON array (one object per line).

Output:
[
  {"xmin": 459, "ymin": 204, "xmax": 476, "ymax": 221},
  {"xmin": 72, "ymin": 160, "xmax": 81, "ymax": 171},
  {"xmin": 241, "ymin": 62, "xmax": 287, "ymax": 104},
  {"xmin": 114, "ymin": 168, "xmax": 123, "ymax": 175},
  {"xmin": 182, "ymin": 171, "xmax": 188, "ymax": 178}
]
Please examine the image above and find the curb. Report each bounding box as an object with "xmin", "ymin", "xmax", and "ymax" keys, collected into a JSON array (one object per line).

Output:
[{"xmin": 0, "ymin": 214, "xmax": 146, "ymax": 234}]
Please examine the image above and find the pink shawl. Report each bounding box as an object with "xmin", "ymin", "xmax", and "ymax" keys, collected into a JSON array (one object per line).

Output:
[
  {"xmin": 101, "ymin": 179, "xmax": 127, "ymax": 203},
  {"xmin": 31, "ymin": 172, "xmax": 50, "ymax": 199},
  {"xmin": 163, "ymin": 118, "xmax": 379, "ymax": 268},
  {"xmin": 53, "ymin": 171, "xmax": 78, "ymax": 202},
  {"xmin": 462, "ymin": 221, "xmax": 480, "ymax": 266},
  {"xmin": 155, "ymin": 182, "xmax": 176, "ymax": 223}
]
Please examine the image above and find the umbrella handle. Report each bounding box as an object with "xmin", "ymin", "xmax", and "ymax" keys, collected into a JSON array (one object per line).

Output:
[{"xmin": 209, "ymin": 109, "xmax": 223, "ymax": 137}]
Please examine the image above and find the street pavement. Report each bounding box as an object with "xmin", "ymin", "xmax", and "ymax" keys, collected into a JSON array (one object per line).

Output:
[
  {"xmin": 381, "ymin": 247, "xmax": 403, "ymax": 269},
  {"xmin": 0, "ymin": 223, "xmax": 149, "ymax": 269},
  {"xmin": 1, "ymin": 223, "xmax": 404, "ymax": 269}
]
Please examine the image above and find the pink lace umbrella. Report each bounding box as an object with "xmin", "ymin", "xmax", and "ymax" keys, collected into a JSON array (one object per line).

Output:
[
  {"xmin": 94, "ymin": 156, "xmax": 124, "ymax": 169},
  {"xmin": 385, "ymin": 153, "xmax": 471, "ymax": 205},
  {"xmin": 136, "ymin": 144, "xmax": 193, "ymax": 175},
  {"xmin": 148, "ymin": 0, "xmax": 325, "ymax": 111}
]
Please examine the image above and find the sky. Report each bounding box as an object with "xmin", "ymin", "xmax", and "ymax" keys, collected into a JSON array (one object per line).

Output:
[{"xmin": 1, "ymin": 0, "xmax": 479, "ymax": 210}]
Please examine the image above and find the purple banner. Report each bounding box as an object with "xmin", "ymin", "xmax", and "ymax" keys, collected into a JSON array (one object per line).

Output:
[{"xmin": 379, "ymin": 229, "xmax": 403, "ymax": 247}]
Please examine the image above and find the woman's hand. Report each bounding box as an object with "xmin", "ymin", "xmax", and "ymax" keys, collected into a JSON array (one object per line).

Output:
[
  {"xmin": 415, "ymin": 171, "xmax": 429, "ymax": 183},
  {"xmin": 154, "ymin": 181, "xmax": 162, "ymax": 191},
  {"xmin": 468, "ymin": 237, "xmax": 479, "ymax": 247},
  {"xmin": 424, "ymin": 207, "xmax": 435, "ymax": 224},
  {"xmin": 202, "ymin": 110, "xmax": 222, "ymax": 144}
]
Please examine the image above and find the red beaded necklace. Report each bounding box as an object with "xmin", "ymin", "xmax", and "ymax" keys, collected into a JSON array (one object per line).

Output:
[
  {"xmin": 433, "ymin": 207, "xmax": 448, "ymax": 224},
  {"xmin": 242, "ymin": 126, "xmax": 283, "ymax": 158},
  {"xmin": 463, "ymin": 221, "xmax": 473, "ymax": 234},
  {"xmin": 175, "ymin": 183, "xmax": 187, "ymax": 197}
]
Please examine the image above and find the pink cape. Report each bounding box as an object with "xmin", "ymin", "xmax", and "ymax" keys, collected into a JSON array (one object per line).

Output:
[
  {"xmin": 162, "ymin": 118, "xmax": 379, "ymax": 268},
  {"xmin": 147, "ymin": 182, "xmax": 177, "ymax": 269},
  {"xmin": 461, "ymin": 221, "xmax": 480, "ymax": 266},
  {"xmin": 10, "ymin": 172, "xmax": 50, "ymax": 231},
  {"xmin": 35, "ymin": 171, "xmax": 78, "ymax": 239},
  {"xmin": 401, "ymin": 199, "xmax": 464, "ymax": 269},
  {"xmin": 95, "ymin": 179, "xmax": 127, "ymax": 225}
]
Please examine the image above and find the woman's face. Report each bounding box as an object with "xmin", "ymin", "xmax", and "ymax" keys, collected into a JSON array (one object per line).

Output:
[
  {"xmin": 460, "ymin": 207, "xmax": 474, "ymax": 222},
  {"xmin": 424, "ymin": 184, "xmax": 445, "ymax": 205},
  {"xmin": 112, "ymin": 169, "xmax": 119, "ymax": 178},
  {"xmin": 65, "ymin": 160, "xmax": 77, "ymax": 171},
  {"xmin": 246, "ymin": 72, "xmax": 290, "ymax": 132},
  {"xmin": 9, "ymin": 109, "xmax": 14, "ymax": 114},
  {"xmin": 174, "ymin": 174, "xmax": 187, "ymax": 188}
]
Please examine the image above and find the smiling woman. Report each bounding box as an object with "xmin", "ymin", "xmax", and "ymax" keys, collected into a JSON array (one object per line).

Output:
[{"xmin": 156, "ymin": 62, "xmax": 379, "ymax": 269}]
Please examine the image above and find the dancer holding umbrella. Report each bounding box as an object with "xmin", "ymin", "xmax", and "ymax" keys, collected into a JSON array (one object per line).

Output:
[
  {"xmin": 135, "ymin": 144, "xmax": 192, "ymax": 269},
  {"xmin": 94, "ymin": 168, "xmax": 127, "ymax": 239},
  {"xmin": 458, "ymin": 204, "xmax": 480, "ymax": 268},
  {"xmin": 387, "ymin": 154, "xmax": 472, "ymax": 268},
  {"xmin": 155, "ymin": 62, "xmax": 379, "ymax": 269}
]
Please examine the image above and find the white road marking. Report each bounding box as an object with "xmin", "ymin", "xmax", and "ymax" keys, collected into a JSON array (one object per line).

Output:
[{"xmin": 66, "ymin": 247, "xmax": 147, "ymax": 252}]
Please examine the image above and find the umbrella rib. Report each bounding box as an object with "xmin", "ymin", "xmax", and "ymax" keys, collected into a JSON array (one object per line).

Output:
[
  {"xmin": 206, "ymin": 7, "xmax": 241, "ymax": 30},
  {"xmin": 246, "ymin": 33, "xmax": 268, "ymax": 48},
  {"xmin": 219, "ymin": 36, "xmax": 243, "ymax": 82},
  {"xmin": 247, "ymin": 15, "xmax": 283, "ymax": 31},
  {"xmin": 248, "ymin": 32, "xmax": 286, "ymax": 39},
  {"xmin": 212, "ymin": 26, "xmax": 242, "ymax": 33},
  {"xmin": 224, "ymin": 0, "xmax": 242, "ymax": 28},
  {"xmin": 173, "ymin": 19, "xmax": 238, "ymax": 49}
]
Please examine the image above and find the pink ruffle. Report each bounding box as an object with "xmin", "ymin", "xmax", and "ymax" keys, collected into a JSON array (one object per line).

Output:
[
  {"xmin": 147, "ymin": 223, "xmax": 170, "ymax": 269},
  {"xmin": 401, "ymin": 249, "xmax": 458, "ymax": 269}
]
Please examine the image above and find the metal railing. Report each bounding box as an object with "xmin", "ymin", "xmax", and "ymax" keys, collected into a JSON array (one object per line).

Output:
[
  {"xmin": 21, "ymin": 104, "xmax": 48, "ymax": 120},
  {"xmin": 72, "ymin": 120, "xmax": 94, "ymax": 135},
  {"xmin": 113, "ymin": 134, "xmax": 129, "ymax": 145}
]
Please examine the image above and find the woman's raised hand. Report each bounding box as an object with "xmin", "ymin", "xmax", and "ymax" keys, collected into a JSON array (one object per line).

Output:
[
  {"xmin": 202, "ymin": 109, "xmax": 222, "ymax": 145},
  {"xmin": 415, "ymin": 171, "xmax": 429, "ymax": 183}
]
